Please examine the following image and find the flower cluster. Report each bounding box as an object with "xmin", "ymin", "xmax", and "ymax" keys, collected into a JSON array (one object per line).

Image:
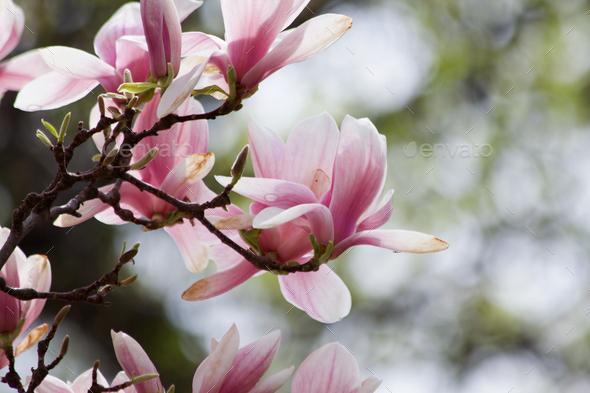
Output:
[{"xmin": 0, "ymin": 0, "xmax": 450, "ymax": 390}]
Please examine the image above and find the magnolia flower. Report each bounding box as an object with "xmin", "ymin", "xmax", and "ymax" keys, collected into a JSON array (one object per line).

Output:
[
  {"xmin": 183, "ymin": 113, "xmax": 449, "ymax": 323},
  {"xmin": 33, "ymin": 332, "xmax": 162, "ymax": 393},
  {"xmin": 54, "ymin": 94, "xmax": 240, "ymax": 273},
  {"xmin": 291, "ymin": 342, "xmax": 381, "ymax": 393},
  {"xmin": 33, "ymin": 368, "xmax": 136, "ymax": 393},
  {"xmin": 176, "ymin": 0, "xmax": 352, "ymax": 99},
  {"xmin": 114, "ymin": 325, "xmax": 292, "ymax": 393},
  {"xmin": 14, "ymin": 0, "xmax": 201, "ymax": 111},
  {"xmin": 0, "ymin": 0, "xmax": 51, "ymax": 101},
  {"xmin": 141, "ymin": 0, "xmax": 182, "ymax": 80},
  {"xmin": 0, "ymin": 227, "xmax": 51, "ymax": 369}
]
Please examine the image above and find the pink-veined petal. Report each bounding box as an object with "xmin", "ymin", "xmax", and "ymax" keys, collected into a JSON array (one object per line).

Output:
[
  {"xmin": 276, "ymin": 227, "xmax": 312, "ymax": 262},
  {"xmin": 217, "ymin": 177, "xmax": 317, "ymax": 209},
  {"xmin": 241, "ymin": 14, "xmax": 352, "ymax": 88},
  {"xmin": 182, "ymin": 259, "xmax": 259, "ymax": 301},
  {"xmin": 249, "ymin": 366, "xmax": 294, "ymax": 393},
  {"xmin": 192, "ymin": 325, "xmax": 240, "ymax": 393},
  {"xmin": 34, "ymin": 375, "xmax": 75, "ymax": 393},
  {"xmin": 53, "ymin": 198, "xmax": 111, "ymax": 227},
  {"xmin": 209, "ymin": 242, "xmax": 248, "ymax": 272},
  {"xmin": 154, "ymin": 153, "xmax": 215, "ymax": 213},
  {"xmin": 331, "ymin": 229, "xmax": 450, "ymax": 258},
  {"xmin": 0, "ymin": 50, "xmax": 52, "ymax": 93},
  {"xmin": 0, "ymin": 234, "xmax": 22, "ymax": 333},
  {"xmin": 248, "ymin": 117, "xmax": 286, "ymax": 179},
  {"xmin": 69, "ymin": 368, "xmax": 109, "ymax": 393},
  {"xmin": 19, "ymin": 255, "xmax": 51, "ymax": 333},
  {"xmin": 220, "ymin": 0, "xmax": 306, "ymax": 79},
  {"xmin": 357, "ymin": 190, "xmax": 394, "ymax": 232},
  {"xmin": 282, "ymin": 112, "xmax": 339, "ymax": 186},
  {"xmin": 219, "ymin": 330, "xmax": 281, "ymax": 393},
  {"xmin": 279, "ymin": 264, "xmax": 351, "ymax": 323},
  {"xmin": 0, "ymin": 0, "xmax": 24, "ymax": 60},
  {"xmin": 164, "ymin": 222, "xmax": 212, "ymax": 273},
  {"xmin": 253, "ymin": 205, "xmax": 334, "ymax": 245},
  {"xmin": 111, "ymin": 371, "xmax": 137, "ymax": 393},
  {"xmin": 328, "ymin": 116, "xmax": 387, "ymax": 243},
  {"xmin": 111, "ymin": 331, "xmax": 164, "ymax": 393},
  {"xmin": 157, "ymin": 58, "xmax": 209, "ymax": 117},
  {"xmin": 115, "ymin": 38, "xmax": 150, "ymax": 83},
  {"xmin": 361, "ymin": 376, "xmax": 382, "ymax": 393},
  {"xmin": 14, "ymin": 71, "xmax": 99, "ymax": 111},
  {"xmin": 94, "ymin": 3, "xmax": 143, "ymax": 67},
  {"xmin": 39, "ymin": 47, "xmax": 121, "ymax": 91},
  {"xmin": 181, "ymin": 32, "xmax": 221, "ymax": 57},
  {"xmin": 291, "ymin": 342, "xmax": 361, "ymax": 393},
  {"xmin": 174, "ymin": 0, "xmax": 203, "ymax": 21}
]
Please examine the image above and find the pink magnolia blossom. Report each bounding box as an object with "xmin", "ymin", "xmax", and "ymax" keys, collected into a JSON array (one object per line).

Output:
[
  {"xmin": 53, "ymin": 93, "xmax": 240, "ymax": 273},
  {"xmin": 291, "ymin": 342, "xmax": 381, "ymax": 393},
  {"xmin": 141, "ymin": 0, "xmax": 182, "ymax": 80},
  {"xmin": 14, "ymin": 0, "xmax": 201, "ymax": 111},
  {"xmin": 32, "ymin": 368, "xmax": 136, "ymax": 393},
  {"xmin": 179, "ymin": 0, "xmax": 352, "ymax": 96},
  {"xmin": 182, "ymin": 113, "xmax": 449, "ymax": 323},
  {"xmin": 0, "ymin": 0, "xmax": 51, "ymax": 101},
  {"xmin": 0, "ymin": 227, "xmax": 51, "ymax": 369},
  {"xmin": 113, "ymin": 325, "xmax": 292, "ymax": 393}
]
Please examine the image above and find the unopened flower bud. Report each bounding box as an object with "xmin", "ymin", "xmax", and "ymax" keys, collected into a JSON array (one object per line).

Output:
[
  {"xmin": 53, "ymin": 305, "xmax": 71, "ymax": 326},
  {"xmin": 98, "ymin": 96, "xmax": 106, "ymax": 117},
  {"xmin": 102, "ymin": 148, "xmax": 119, "ymax": 167},
  {"xmin": 120, "ymin": 274, "xmax": 138, "ymax": 287},
  {"xmin": 129, "ymin": 147, "xmax": 159, "ymax": 170},
  {"xmin": 58, "ymin": 112, "xmax": 71, "ymax": 143},
  {"xmin": 60, "ymin": 335, "xmax": 70, "ymax": 357},
  {"xmin": 141, "ymin": 0, "xmax": 181, "ymax": 80},
  {"xmin": 231, "ymin": 145, "xmax": 249, "ymax": 179},
  {"xmin": 124, "ymin": 69, "xmax": 134, "ymax": 99}
]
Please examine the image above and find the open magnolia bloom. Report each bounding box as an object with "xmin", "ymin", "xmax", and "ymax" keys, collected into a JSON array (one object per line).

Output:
[
  {"xmin": 114, "ymin": 325, "xmax": 292, "ymax": 393},
  {"xmin": 183, "ymin": 113, "xmax": 449, "ymax": 323},
  {"xmin": 53, "ymin": 94, "xmax": 241, "ymax": 273},
  {"xmin": 0, "ymin": 0, "xmax": 51, "ymax": 101},
  {"xmin": 0, "ymin": 227, "xmax": 52, "ymax": 369},
  {"xmin": 177, "ymin": 0, "xmax": 352, "ymax": 99},
  {"xmin": 13, "ymin": 0, "xmax": 202, "ymax": 111},
  {"xmin": 291, "ymin": 342, "xmax": 381, "ymax": 393},
  {"xmin": 34, "ymin": 332, "xmax": 164, "ymax": 393}
]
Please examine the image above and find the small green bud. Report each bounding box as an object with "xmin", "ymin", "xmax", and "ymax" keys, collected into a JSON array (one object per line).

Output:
[
  {"xmin": 54, "ymin": 305, "xmax": 71, "ymax": 326},
  {"xmin": 231, "ymin": 145, "xmax": 249, "ymax": 181},
  {"xmin": 41, "ymin": 119, "xmax": 58, "ymax": 138},
  {"xmin": 102, "ymin": 148, "xmax": 119, "ymax": 167},
  {"xmin": 60, "ymin": 335, "xmax": 70, "ymax": 357},
  {"xmin": 36, "ymin": 130, "xmax": 53, "ymax": 147},
  {"xmin": 129, "ymin": 147, "xmax": 159, "ymax": 170},
  {"xmin": 58, "ymin": 112, "xmax": 71, "ymax": 143},
  {"xmin": 98, "ymin": 96, "xmax": 106, "ymax": 117},
  {"xmin": 120, "ymin": 274, "xmax": 138, "ymax": 287},
  {"xmin": 132, "ymin": 373, "xmax": 160, "ymax": 384}
]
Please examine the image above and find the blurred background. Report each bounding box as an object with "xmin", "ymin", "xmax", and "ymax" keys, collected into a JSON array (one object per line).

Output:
[{"xmin": 2, "ymin": 0, "xmax": 590, "ymax": 391}]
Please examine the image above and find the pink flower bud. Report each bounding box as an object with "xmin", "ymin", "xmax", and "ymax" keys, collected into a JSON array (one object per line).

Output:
[{"xmin": 140, "ymin": 0, "xmax": 182, "ymax": 80}]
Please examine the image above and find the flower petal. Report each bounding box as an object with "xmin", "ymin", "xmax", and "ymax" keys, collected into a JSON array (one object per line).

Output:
[
  {"xmin": 331, "ymin": 229, "xmax": 450, "ymax": 258},
  {"xmin": 217, "ymin": 177, "xmax": 317, "ymax": 209},
  {"xmin": 157, "ymin": 58, "xmax": 209, "ymax": 118},
  {"xmin": 35, "ymin": 375, "xmax": 75, "ymax": 393},
  {"xmin": 39, "ymin": 47, "xmax": 120, "ymax": 91},
  {"xmin": 282, "ymin": 112, "xmax": 339, "ymax": 187},
  {"xmin": 357, "ymin": 189, "xmax": 394, "ymax": 232},
  {"xmin": 254, "ymin": 204, "xmax": 334, "ymax": 245},
  {"xmin": 181, "ymin": 32, "xmax": 222, "ymax": 57},
  {"xmin": 209, "ymin": 243, "xmax": 248, "ymax": 272},
  {"xmin": 69, "ymin": 368, "xmax": 109, "ymax": 393},
  {"xmin": 0, "ymin": 50, "xmax": 52, "ymax": 94},
  {"xmin": 154, "ymin": 153, "xmax": 215, "ymax": 213},
  {"xmin": 279, "ymin": 264, "xmax": 351, "ymax": 323},
  {"xmin": 174, "ymin": 0, "xmax": 203, "ymax": 21},
  {"xmin": 14, "ymin": 71, "xmax": 99, "ymax": 111},
  {"xmin": 115, "ymin": 38, "xmax": 150, "ymax": 83},
  {"xmin": 111, "ymin": 331, "xmax": 164, "ymax": 393},
  {"xmin": 19, "ymin": 255, "xmax": 51, "ymax": 333},
  {"xmin": 0, "ymin": 0, "xmax": 24, "ymax": 60},
  {"xmin": 219, "ymin": 330, "xmax": 281, "ymax": 393},
  {"xmin": 241, "ymin": 14, "xmax": 352, "ymax": 88},
  {"xmin": 361, "ymin": 376, "xmax": 382, "ymax": 393},
  {"xmin": 192, "ymin": 325, "xmax": 240, "ymax": 393},
  {"xmin": 291, "ymin": 342, "xmax": 360, "ymax": 393},
  {"xmin": 328, "ymin": 116, "xmax": 387, "ymax": 243},
  {"xmin": 14, "ymin": 323, "xmax": 48, "ymax": 357},
  {"xmin": 248, "ymin": 117, "xmax": 286, "ymax": 179},
  {"xmin": 249, "ymin": 366, "xmax": 294, "ymax": 393},
  {"xmin": 220, "ymin": 0, "xmax": 307, "ymax": 78},
  {"xmin": 164, "ymin": 222, "xmax": 211, "ymax": 273},
  {"xmin": 53, "ymin": 198, "xmax": 111, "ymax": 228},
  {"xmin": 182, "ymin": 259, "xmax": 259, "ymax": 301},
  {"xmin": 94, "ymin": 3, "xmax": 143, "ymax": 67}
]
